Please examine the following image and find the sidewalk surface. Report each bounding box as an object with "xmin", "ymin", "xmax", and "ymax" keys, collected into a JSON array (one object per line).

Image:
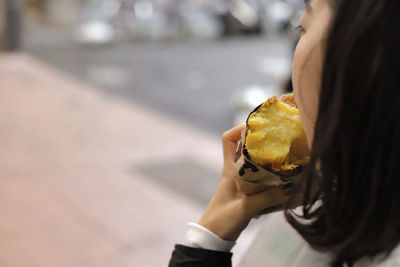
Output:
[
  {"xmin": 0, "ymin": 53, "xmax": 274, "ymax": 267},
  {"xmin": 0, "ymin": 53, "xmax": 225, "ymax": 267}
]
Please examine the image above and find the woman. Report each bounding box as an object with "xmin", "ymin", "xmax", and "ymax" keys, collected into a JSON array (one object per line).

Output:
[{"xmin": 169, "ymin": 0, "xmax": 400, "ymax": 266}]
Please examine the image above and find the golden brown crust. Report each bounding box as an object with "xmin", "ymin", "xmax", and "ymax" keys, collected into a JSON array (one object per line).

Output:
[
  {"xmin": 279, "ymin": 93, "xmax": 297, "ymax": 108},
  {"xmin": 274, "ymin": 165, "xmax": 302, "ymax": 176}
]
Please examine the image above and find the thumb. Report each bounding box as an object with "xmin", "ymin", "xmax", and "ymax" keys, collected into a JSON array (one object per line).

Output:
[{"xmin": 222, "ymin": 124, "xmax": 246, "ymax": 164}]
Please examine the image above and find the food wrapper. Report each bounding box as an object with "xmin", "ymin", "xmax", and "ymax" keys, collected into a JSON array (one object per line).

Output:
[
  {"xmin": 233, "ymin": 129, "xmax": 302, "ymax": 195},
  {"xmin": 233, "ymin": 94, "xmax": 306, "ymax": 211}
]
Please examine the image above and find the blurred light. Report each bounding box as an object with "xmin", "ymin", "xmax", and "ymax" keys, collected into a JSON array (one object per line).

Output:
[
  {"xmin": 231, "ymin": 0, "xmax": 259, "ymax": 27},
  {"xmin": 232, "ymin": 85, "xmax": 273, "ymax": 110},
  {"xmin": 74, "ymin": 21, "xmax": 115, "ymax": 45},
  {"xmin": 135, "ymin": 0, "xmax": 154, "ymax": 20},
  {"xmin": 178, "ymin": 2, "xmax": 223, "ymax": 39},
  {"xmin": 267, "ymin": 1, "xmax": 293, "ymax": 25},
  {"xmin": 232, "ymin": 85, "xmax": 278, "ymax": 125}
]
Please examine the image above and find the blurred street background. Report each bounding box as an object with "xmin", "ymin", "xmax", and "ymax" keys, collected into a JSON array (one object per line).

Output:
[{"xmin": 0, "ymin": 0, "xmax": 305, "ymax": 266}]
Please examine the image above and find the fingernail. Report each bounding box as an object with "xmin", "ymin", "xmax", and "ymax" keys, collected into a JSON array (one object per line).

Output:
[{"xmin": 282, "ymin": 183, "xmax": 295, "ymax": 196}]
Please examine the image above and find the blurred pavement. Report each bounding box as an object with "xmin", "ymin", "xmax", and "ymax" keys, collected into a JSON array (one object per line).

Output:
[
  {"xmin": 0, "ymin": 53, "xmax": 220, "ymax": 267},
  {"xmin": 0, "ymin": 53, "xmax": 271, "ymax": 267}
]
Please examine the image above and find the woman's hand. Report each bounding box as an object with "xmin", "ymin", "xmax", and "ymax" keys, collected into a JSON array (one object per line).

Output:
[{"xmin": 198, "ymin": 124, "xmax": 290, "ymax": 241}]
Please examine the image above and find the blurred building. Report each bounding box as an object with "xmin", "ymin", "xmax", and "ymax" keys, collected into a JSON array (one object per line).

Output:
[{"xmin": 0, "ymin": 0, "xmax": 25, "ymax": 51}]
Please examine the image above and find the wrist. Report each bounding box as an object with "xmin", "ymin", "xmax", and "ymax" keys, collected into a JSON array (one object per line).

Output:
[
  {"xmin": 198, "ymin": 216, "xmax": 244, "ymax": 241},
  {"xmin": 185, "ymin": 222, "xmax": 236, "ymax": 252}
]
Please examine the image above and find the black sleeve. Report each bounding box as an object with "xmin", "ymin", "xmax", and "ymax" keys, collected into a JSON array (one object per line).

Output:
[{"xmin": 168, "ymin": 244, "xmax": 232, "ymax": 267}]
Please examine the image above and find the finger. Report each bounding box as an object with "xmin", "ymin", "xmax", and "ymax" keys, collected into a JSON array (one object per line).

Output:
[
  {"xmin": 222, "ymin": 124, "xmax": 246, "ymax": 163},
  {"xmin": 245, "ymin": 186, "xmax": 289, "ymax": 215}
]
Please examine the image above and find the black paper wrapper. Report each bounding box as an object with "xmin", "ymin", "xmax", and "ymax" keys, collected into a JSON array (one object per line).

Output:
[{"xmin": 233, "ymin": 130, "xmax": 302, "ymax": 195}]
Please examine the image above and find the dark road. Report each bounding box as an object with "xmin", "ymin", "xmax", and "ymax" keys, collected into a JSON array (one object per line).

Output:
[{"xmin": 24, "ymin": 26, "xmax": 291, "ymax": 136}]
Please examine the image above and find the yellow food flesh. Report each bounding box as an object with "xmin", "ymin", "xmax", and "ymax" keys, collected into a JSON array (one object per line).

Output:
[{"xmin": 245, "ymin": 96, "xmax": 309, "ymax": 172}]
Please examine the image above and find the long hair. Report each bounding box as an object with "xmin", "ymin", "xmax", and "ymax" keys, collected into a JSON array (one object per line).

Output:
[{"xmin": 285, "ymin": 0, "xmax": 400, "ymax": 266}]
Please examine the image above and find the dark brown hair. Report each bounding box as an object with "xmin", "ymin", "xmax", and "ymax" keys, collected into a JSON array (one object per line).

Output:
[{"xmin": 285, "ymin": 0, "xmax": 400, "ymax": 266}]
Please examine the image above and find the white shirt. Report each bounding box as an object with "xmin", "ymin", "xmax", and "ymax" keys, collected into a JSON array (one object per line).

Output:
[
  {"xmin": 183, "ymin": 215, "xmax": 400, "ymax": 267},
  {"xmin": 184, "ymin": 222, "xmax": 236, "ymax": 252}
]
